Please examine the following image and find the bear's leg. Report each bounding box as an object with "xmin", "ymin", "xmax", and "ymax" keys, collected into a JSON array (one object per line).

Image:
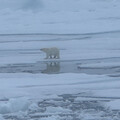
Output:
[
  {"xmin": 56, "ymin": 53, "xmax": 60, "ymax": 59},
  {"xmin": 54, "ymin": 55, "xmax": 57, "ymax": 59},
  {"xmin": 54, "ymin": 54, "xmax": 59, "ymax": 59},
  {"xmin": 45, "ymin": 53, "xmax": 49, "ymax": 59},
  {"xmin": 50, "ymin": 55, "xmax": 53, "ymax": 59}
]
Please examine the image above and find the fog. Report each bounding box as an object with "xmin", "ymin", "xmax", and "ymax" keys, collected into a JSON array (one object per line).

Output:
[
  {"xmin": 0, "ymin": 0, "xmax": 119, "ymax": 12},
  {"xmin": 0, "ymin": 0, "xmax": 43, "ymax": 11}
]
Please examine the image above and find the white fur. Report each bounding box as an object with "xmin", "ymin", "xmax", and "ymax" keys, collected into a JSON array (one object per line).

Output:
[{"xmin": 40, "ymin": 47, "xmax": 60, "ymax": 59}]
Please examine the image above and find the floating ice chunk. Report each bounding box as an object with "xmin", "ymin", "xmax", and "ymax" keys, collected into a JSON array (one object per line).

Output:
[
  {"xmin": 9, "ymin": 97, "xmax": 30, "ymax": 112},
  {"xmin": 0, "ymin": 97, "xmax": 30, "ymax": 114},
  {"xmin": 0, "ymin": 115, "xmax": 4, "ymax": 120},
  {"xmin": 0, "ymin": 103, "xmax": 10, "ymax": 114}
]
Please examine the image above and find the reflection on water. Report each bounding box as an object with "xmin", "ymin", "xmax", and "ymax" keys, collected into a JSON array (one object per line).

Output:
[
  {"xmin": 41, "ymin": 62, "xmax": 60, "ymax": 74},
  {"xmin": 0, "ymin": 58, "xmax": 120, "ymax": 75},
  {"xmin": 0, "ymin": 60, "xmax": 78, "ymax": 74},
  {"xmin": 0, "ymin": 61, "xmax": 61, "ymax": 74}
]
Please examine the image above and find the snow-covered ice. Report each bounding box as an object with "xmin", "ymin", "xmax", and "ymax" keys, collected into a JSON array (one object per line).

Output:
[
  {"xmin": 0, "ymin": 0, "xmax": 120, "ymax": 120},
  {"xmin": 0, "ymin": 32, "xmax": 120, "ymax": 120}
]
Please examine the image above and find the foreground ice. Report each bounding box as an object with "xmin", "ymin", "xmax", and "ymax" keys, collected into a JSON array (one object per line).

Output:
[
  {"xmin": 0, "ymin": 93, "xmax": 120, "ymax": 120},
  {"xmin": 0, "ymin": 67, "xmax": 120, "ymax": 120}
]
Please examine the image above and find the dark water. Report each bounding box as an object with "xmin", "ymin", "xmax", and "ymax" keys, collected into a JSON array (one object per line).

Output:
[{"xmin": 0, "ymin": 57, "xmax": 120, "ymax": 76}]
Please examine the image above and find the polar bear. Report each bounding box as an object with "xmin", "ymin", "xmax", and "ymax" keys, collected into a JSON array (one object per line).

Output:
[{"xmin": 40, "ymin": 47, "xmax": 60, "ymax": 59}]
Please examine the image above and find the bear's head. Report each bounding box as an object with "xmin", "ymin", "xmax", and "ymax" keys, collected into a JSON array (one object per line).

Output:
[{"xmin": 40, "ymin": 48, "xmax": 49, "ymax": 52}]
